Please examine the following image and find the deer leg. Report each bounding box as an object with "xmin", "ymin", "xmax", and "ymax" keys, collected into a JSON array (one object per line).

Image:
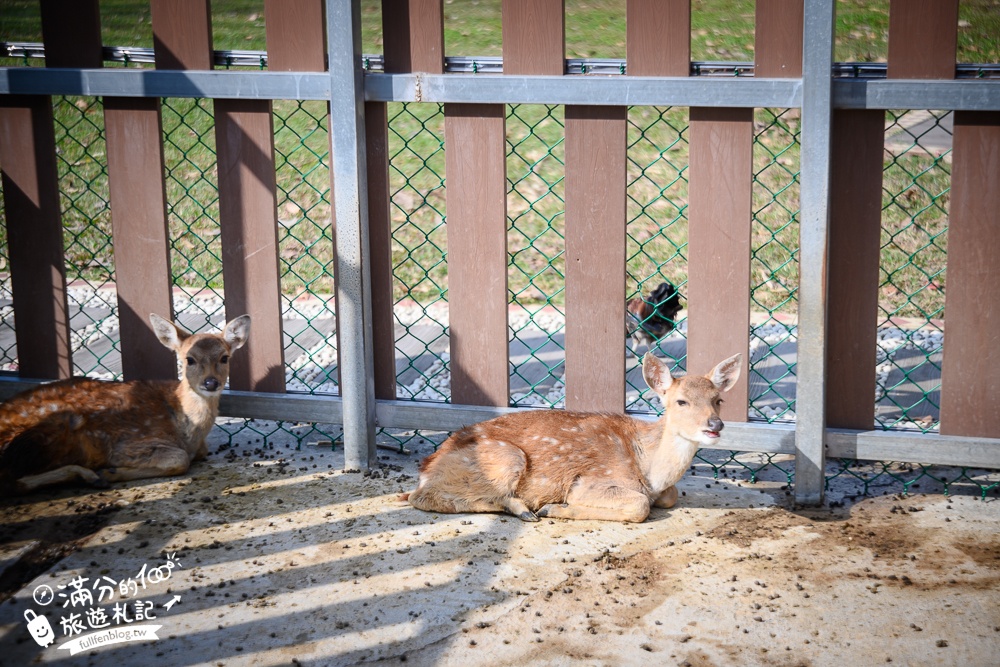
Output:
[
  {"xmin": 538, "ymin": 482, "xmax": 651, "ymax": 523},
  {"xmin": 653, "ymin": 485, "xmax": 678, "ymax": 509},
  {"xmin": 408, "ymin": 441, "xmax": 535, "ymax": 519},
  {"xmin": 15, "ymin": 465, "xmax": 104, "ymax": 493},
  {"xmin": 100, "ymin": 442, "xmax": 191, "ymax": 483}
]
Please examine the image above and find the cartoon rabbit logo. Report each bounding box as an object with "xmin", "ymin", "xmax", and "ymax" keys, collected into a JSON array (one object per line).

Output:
[{"xmin": 24, "ymin": 610, "xmax": 55, "ymax": 647}]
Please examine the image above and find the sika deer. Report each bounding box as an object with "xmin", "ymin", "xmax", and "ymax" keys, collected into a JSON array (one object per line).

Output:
[
  {"xmin": 404, "ymin": 352, "xmax": 741, "ymax": 522},
  {"xmin": 0, "ymin": 313, "xmax": 250, "ymax": 495}
]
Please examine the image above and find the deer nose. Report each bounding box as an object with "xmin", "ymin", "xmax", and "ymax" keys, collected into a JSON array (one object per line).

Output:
[
  {"xmin": 707, "ymin": 416, "xmax": 724, "ymax": 432},
  {"xmin": 202, "ymin": 377, "xmax": 220, "ymax": 392}
]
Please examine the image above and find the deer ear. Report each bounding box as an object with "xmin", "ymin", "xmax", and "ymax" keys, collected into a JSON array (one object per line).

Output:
[
  {"xmin": 149, "ymin": 313, "xmax": 188, "ymax": 351},
  {"xmin": 642, "ymin": 352, "xmax": 675, "ymax": 395},
  {"xmin": 223, "ymin": 315, "xmax": 251, "ymax": 351},
  {"xmin": 709, "ymin": 353, "xmax": 742, "ymax": 392}
]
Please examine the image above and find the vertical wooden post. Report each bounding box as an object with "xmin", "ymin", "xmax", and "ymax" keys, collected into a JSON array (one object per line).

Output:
[
  {"xmin": 939, "ymin": 113, "xmax": 1000, "ymax": 438},
  {"xmin": 214, "ymin": 100, "xmax": 286, "ymax": 392},
  {"xmin": 502, "ymin": 0, "xmax": 565, "ymax": 76},
  {"xmin": 564, "ymin": 106, "xmax": 628, "ymax": 412},
  {"xmin": 365, "ymin": 101, "xmax": 397, "ymax": 401},
  {"xmin": 264, "ymin": 0, "xmax": 327, "ymax": 72},
  {"xmin": 104, "ymin": 96, "xmax": 176, "ymax": 380},
  {"xmin": 382, "ymin": 0, "xmax": 445, "ymax": 73},
  {"xmin": 445, "ymin": 104, "xmax": 510, "ymax": 406},
  {"xmin": 626, "ymin": 0, "xmax": 690, "ymax": 77},
  {"xmin": 39, "ymin": 0, "xmax": 103, "ymax": 68},
  {"xmin": 887, "ymin": 0, "xmax": 958, "ymax": 79},
  {"xmin": 825, "ymin": 111, "xmax": 885, "ymax": 429},
  {"xmin": 755, "ymin": 0, "xmax": 803, "ymax": 78},
  {"xmin": 687, "ymin": 108, "xmax": 753, "ymax": 422},
  {"xmin": 0, "ymin": 97, "xmax": 72, "ymax": 380}
]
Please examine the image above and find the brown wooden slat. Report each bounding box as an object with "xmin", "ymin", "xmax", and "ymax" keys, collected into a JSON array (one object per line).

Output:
[
  {"xmin": 502, "ymin": 0, "xmax": 565, "ymax": 75},
  {"xmin": 151, "ymin": 0, "xmax": 214, "ymax": 71},
  {"xmin": 215, "ymin": 99, "xmax": 285, "ymax": 393},
  {"xmin": 826, "ymin": 110, "xmax": 885, "ymax": 429},
  {"xmin": 366, "ymin": 102, "xmax": 397, "ymax": 400},
  {"xmin": 887, "ymin": 0, "xmax": 958, "ymax": 79},
  {"xmin": 754, "ymin": 0, "xmax": 803, "ymax": 78},
  {"xmin": 382, "ymin": 0, "xmax": 445, "ymax": 74},
  {"xmin": 0, "ymin": 97, "xmax": 72, "ymax": 380},
  {"xmin": 687, "ymin": 107, "xmax": 752, "ymax": 422},
  {"xmin": 104, "ymin": 97, "xmax": 176, "ymax": 380},
  {"xmin": 564, "ymin": 105, "xmax": 627, "ymax": 413},
  {"xmin": 40, "ymin": 0, "xmax": 103, "ymax": 68},
  {"xmin": 445, "ymin": 104, "xmax": 509, "ymax": 407},
  {"xmin": 626, "ymin": 0, "xmax": 690, "ymax": 77},
  {"xmin": 264, "ymin": 0, "xmax": 326, "ymax": 72},
  {"xmin": 939, "ymin": 111, "xmax": 1000, "ymax": 438}
]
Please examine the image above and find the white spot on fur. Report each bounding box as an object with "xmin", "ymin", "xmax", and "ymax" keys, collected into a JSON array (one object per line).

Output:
[
  {"xmin": 541, "ymin": 437, "xmax": 559, "ymax": 445},
  {"xmin": 551, "ymin": 455, "xmax": 561, "ymax": 462},
  {"xmin": 497, "ymin": 441, "xmax": 509, "ymax": 447}
]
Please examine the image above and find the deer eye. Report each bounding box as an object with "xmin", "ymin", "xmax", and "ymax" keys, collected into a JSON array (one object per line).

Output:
[
  {"xmin": 717, "ymin": 398, "xmax": 724, "ymax": 405},
  {"xmin": 186, "ymin": 357, "xmax": 196, "ymax": 366},
  {"xmin": 676, "ymin": 399, "xmax": 688, "ymax": 407},
  {"xmin": 220, "ymin": 355, "xmax": 229, "ymax": 364}
]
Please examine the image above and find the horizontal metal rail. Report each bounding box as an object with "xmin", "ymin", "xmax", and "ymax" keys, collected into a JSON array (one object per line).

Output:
[
  {"xmin": 0, "ymin": 377, "xmax": 996, "ymax": 469},
  {"xmin": 2, "ymin": 66, "xmax": 999, "ymax": 111}
]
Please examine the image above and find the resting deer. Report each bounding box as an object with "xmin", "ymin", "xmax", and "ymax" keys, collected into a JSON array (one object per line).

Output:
[
  {"xmin": 404, "ymin": 352, "xmax": 741, "ymax": 522},
  {"xmin": 0, "ymin": 313, "xmax": 250, "ymax": 496}
]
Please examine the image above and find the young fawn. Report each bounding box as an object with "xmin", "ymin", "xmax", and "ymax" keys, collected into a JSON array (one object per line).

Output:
[
  {"xmin": 0, "ymin": 313, "xmax": 250, "ymax": 496},
  {"xmin": 405, "ymin": 352, "xmax": 741, "ymax": 523}
]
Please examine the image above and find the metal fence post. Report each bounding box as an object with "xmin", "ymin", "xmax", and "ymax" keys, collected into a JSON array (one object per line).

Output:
[
  {"xmin": 327, "ymin": 0, "xmax": 377, "ymax": 470},
  {"xmin": 795, "ymin": 0, "xmax": 836, "ymax": 505}
]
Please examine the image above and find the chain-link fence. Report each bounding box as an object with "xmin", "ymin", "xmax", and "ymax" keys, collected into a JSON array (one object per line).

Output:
[{"xmin": 0, "ymin": 97, "xmax": 996, "ymax": 497}]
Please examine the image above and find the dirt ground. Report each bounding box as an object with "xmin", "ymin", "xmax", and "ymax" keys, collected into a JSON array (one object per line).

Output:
[{"xmin": 1, "ymin": 423, "xmax": 998, "ymax": 667}]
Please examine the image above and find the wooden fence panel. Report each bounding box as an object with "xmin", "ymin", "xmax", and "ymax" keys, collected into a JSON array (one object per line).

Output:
[
  {"xmin": 39, "ymin": 0, "xmax": 103, "ymax": 69},
  {"xmin": 365, "ymin": 102, "xmax": 397, "ymax": 400},
  {"xmin": 687, "ymin": 107, "xmax": 752, "ymax": 422},
  {"xmin": 887, "ymin": 0, "xmax": 958, "ymax": 79},
  {"xmin": 564, "ymin": 106, "xmax": 627, "ymax": 412},
  {"xmin": 626, "ymin": 0, "xmax": 690, "ymax": 76},
  {"xmin": 215, "ymin": 100, "xmax": 286, "ymax": 392},
  {"xmin": 382, "ymin": 0, "xmax": 445, "ymax": 73},
  {"xmin": 104, "ymin": 97, "xmax": 176, "ymax": 380},
  {"xmin": 264, "ymin": 0, "xmax": 326, "ymax": 72},
  {"xmin": 151, "ymin": 0, "xmax": 214, "ymax": 71},
  {"xmin": 626, "ymin": 0, "xmax": 690, "ymax": 77},
  {"xmin": 826, "ymin": 110, "xmax": 885, "ymax": 429},
  {"xmin": 940, "ymin": 112, "xmax": 1000, "ymax": 438},
  {"xmin": 502, "ymin": 0, "xmax": 565, "ymax": 76},
  {"xmin": 0, "ymin": 97, "xmax": 71, "ymax": 380},
  {"xmin": 755, "ymin": 0, "xmax": 803, "ymax": 77},
  {"xmin": 445, "ymin": 104, "xmax": 510, "ymax": 406}
]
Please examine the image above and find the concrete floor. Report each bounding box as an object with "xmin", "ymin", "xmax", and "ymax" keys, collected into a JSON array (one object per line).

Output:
[{"xmin": 1, "ymin": 422, "xmax": 998, "ymax": 667}]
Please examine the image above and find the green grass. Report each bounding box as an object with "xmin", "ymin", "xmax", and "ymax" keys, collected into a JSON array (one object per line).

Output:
[{"xmin": 0, "ymin": 0, "xmax": 995, "ymax": 319}]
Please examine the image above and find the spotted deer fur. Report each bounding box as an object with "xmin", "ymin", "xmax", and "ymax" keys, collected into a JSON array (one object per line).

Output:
[
  {"xmin": 404, "ymin": 352, "xmax": 742, "ymax": 522},
  {"xmin": 0, "ymin": 313, "xmax": 250, "ymax": 495}
]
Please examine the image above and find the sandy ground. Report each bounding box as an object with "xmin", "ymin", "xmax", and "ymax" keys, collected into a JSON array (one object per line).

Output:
[{"xmin": 1, "ymin": 423, "xmax": 998, "ymax": 667}]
